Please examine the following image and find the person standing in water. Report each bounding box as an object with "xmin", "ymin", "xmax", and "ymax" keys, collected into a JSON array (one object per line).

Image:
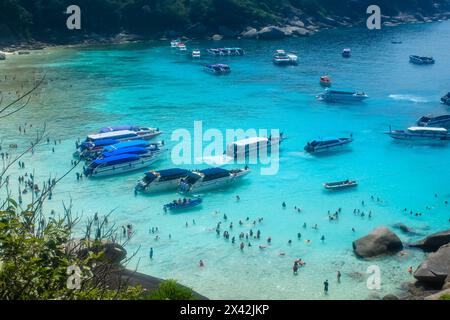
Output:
[
  {"xmin": 324, "ymin": 280, "xmax": 329, "ymax": 294},
  {"xmin": 337, "ymin": 271, "xmax": 341, "ymax": 283},
  {"xmin": 149, "ymin": 248, "xmax": 153, "ymax": 260}
]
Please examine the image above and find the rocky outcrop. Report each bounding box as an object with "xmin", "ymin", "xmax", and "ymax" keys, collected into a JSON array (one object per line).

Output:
[
  {"xmin": 241, "ymin": 28, "xmax": 258, "ymax": 39},
  {"xmin": 352, "ymin": 227, "xmax": 403, "ymax": 258},
  {"xmin": 382, "ymin": 294, "xmax": 399, "ymax": 300},
  {"xmin": 257, "ymin": 26, "xmax": 286, "ymax": 40},
  {"xmin": 414, "ymin": 244, "xmax": 450, "ymax": 287},
  {"xmin": 424, "ymin": 288, "xmax": 450, "ymax": 300},
  {"xmin": 393, "ymin": 223, "xmax": 416, "ymax": 234},
  {"xmin": 410, "ymin": 229, "xmax": 450, "ymax": 252},
  {"xmin": 66, "ymin": 239, "xmax": 127, "ymax": 265},
  {"xmin": 0, "ymin": 52, "xmax": 5, "ymax": 60}
]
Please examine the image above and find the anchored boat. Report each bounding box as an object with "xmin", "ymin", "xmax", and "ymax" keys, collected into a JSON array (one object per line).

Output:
[
  {"xmin": 409, "ymin": 55, "xmax": 435, "ymax": 65},
  {"xmin": 226, "ymin": 133, "xmax": 284, "ymax": 159},
  {"xmin": 320, "ymin": 75, "xmax": 332, "ymax": 87},
  {"xmin": 324, "ymin": 180, "xmax": 358, "ymax": 190},
  {"xmin": 206, "ymin": 48, "xmax": 245, "ymax": 56},
  {"xmin": 417, "ymin": 115, "xmax": 450, "ymax": 128},
  {"xmin": 342, "ymin": 48, "xmax": 351, "ymax": 58},
  {"xmin": 164, "ymin": 198, "xmax": 203, "ymax": 212},
  {"xmin": 204, "ymin": 64, "xmax": 231, "ymax": 75},
  {"xmin": 304, "ymin": 137, "xmax": 353, "ymax": 154},
  {"xmin": 318, "ymin": 89, "xmax": 368, "ymax": 103},
  {"xmin": 178, "ymin": 167, "xmax": 250, "ymax": 193},
  {"xmin": 98, "ymin": 125, "xmax": 161, "ymax": 139},
  {"xmin": 135, "ymin": 168, "xmax": 190, "ymax": 193},
  {"xmin": 273, "ymin": 50, "xmax": 298, "ymax": 65},
  {"xmin": 192, "ymin": 49, "xmax": 201, "ymax": 59},
  {"xmin": 386, "ymin": 126, "xmax": 449, "ymax": 142}
]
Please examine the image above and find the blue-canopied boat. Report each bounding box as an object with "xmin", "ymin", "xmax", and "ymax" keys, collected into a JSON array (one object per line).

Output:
[
  {"xmin": 179, "ymin": 167, "xmax": 250, "ymax": 193},
  {"xmin": 409, "ymin": 55, "xmax": 435, "ymax": 65},
  {"xmin": 206, "ymin": 48, "xmax": 245, "ymax": 56},
  {"xmin": 318, "ymin": 89, "xmax": 368, "ymax": 103},
  {"xmin": 417, "ymin": 115, "xmax": 450, "ymax": 128},
  {"xmin": 98, "ymin": 125, "xmax": 161, "ymax": 138},
  {"xmin": 204, "ymin": 64, "xmax": 231, "ymax": 75},
  {"xmin": 135, "ymin": 168, "xmax": 190, "ymax": 193},
  {"xmin": 77, "ymin": 139, "xmax": 164, "ymax": 160},
  {"xmin": 324, "ymin": 180, "xmax": 358, "ymax": 190},
  {"xmin": 84, "ymin": 152, "xmax": 161, "ymax": 177},
  {"xmin": 163, "ymin": 198, "xmax": 203, "ymax": 212},
  {"xmin": 304, "ymin": 137, "xmax": 353, "ymax": 154}
]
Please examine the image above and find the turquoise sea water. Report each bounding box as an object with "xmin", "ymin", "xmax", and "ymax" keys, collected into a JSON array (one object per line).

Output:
[{"xmin": 1, "ymin": 21, "xmax": 450, "ymax": 299}]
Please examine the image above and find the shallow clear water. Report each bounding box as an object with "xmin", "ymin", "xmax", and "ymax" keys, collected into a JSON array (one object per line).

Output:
[{"xmin": 1, "ymin": 21, "xmax": 450, "ymax": 300}]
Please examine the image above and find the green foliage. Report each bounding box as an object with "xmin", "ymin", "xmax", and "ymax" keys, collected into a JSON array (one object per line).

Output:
[
  {"xmin": 143, "ymin": 279, "xmax": 197, "ymax": 300},
  {"xmin": 440, "ymin": 293, "xmax": 450, "ymax": 300}
]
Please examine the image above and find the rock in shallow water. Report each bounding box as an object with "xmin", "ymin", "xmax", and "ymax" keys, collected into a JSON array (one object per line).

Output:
[
  {"xmin": 410, "ymin": 229, "xmax": 450, "ymax": 252},
  {"xmin": 352, "ymin": 226, "xmax": 403, "ymax": 258},
  {"xmin": 414, "ymin": 244, "xmax": 450, "ymax": 287}
]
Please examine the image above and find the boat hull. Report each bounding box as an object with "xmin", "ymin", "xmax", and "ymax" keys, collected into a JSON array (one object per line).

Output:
[
  {"xmin": 87, "ymin": 156, "xmax": 161, "ymax": 177},
  {"xmin": 181, "ymin": 170, "xmax": 250, "ymax": 193},
  {"xmin": 305, "ymin": 139, "xmax": 353, "ymax": 154},
  {"xmin": 136, "ymin": 178, "xmax": 183, "ymax": 193}
]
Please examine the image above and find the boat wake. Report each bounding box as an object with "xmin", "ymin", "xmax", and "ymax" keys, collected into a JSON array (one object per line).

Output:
[
  {"xmin": 198, "ymin": 155, "xmax": 234, "ymax": 166},
  {"xmin": 388, "ymin": 94, "xmax": 429, "ymax": 103}
]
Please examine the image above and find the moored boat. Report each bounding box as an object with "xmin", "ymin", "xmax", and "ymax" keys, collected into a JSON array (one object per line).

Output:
[
  {"xmin": 164, "ymin": 198, "xmax": 203, "ymax": 211},
  {"xmin": 386, "ymin": 126, "xmax": 449, "ymax": 142},
  {"xmin": 178, "ymin": 167, "xmax": 250, "ymax": 193},
  {"xmin": 318, "ymin": 89, "xmax": 368, "ymax": 103},
  {"xmin": 320, "ymin": 75, "xmax": 331, "ymax": 87},
  {"xmin": 84, "ymin": 152, "xmax": 161, "ymax": 177},
  {"xmin": 417, "ymin": 114, "xmax": 450, "ymax": 128},
  {"xmin": 226, "ymin": 133, "xmax": 284, "ymax": 159},
  {"xmin": 170, "ymin": 39, "xmax": 181, "ymax": 48},
  {"xmin": 192, "ymin": 49, "xmax": 201, "ymax": 59},
  {"xmin": 409, "ymin": 55, "xmax": 435, "ymax": 65},
  {"xmin": 98, "ymin": 125, "xmax": 161, "ymax": 139},
  {"xmin": 204, "ymin": 64, "xmax": 231, "ymax": 75},
  {"xmin": 135, "ymin": 168, "xmax": 190, "ymax": 193},
  {"xmin": 441, "ymin": 92, "xmax": 450, "ymax": 106},
  {"xmin": 206, "ymin": 48, "xmax": 245, "ymax": 56},
  {"xmin": 324, "ymin": 180, "xmax": 358, "ymax": 190},
  {"xmin": 304, "ymin": 137, "xmax": 353, "ymax": 154},
  {"xmin": 342, "ymin": 48, "xmax": 351, "ymax": 58},
  {"xmin": 273, "ymin": 50, "xmax": 298, "ymax": 65}
]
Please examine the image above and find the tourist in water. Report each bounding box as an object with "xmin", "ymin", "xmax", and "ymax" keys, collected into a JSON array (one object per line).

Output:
[
  {"xmin": 324, "ymin": 280, "xmax": 329, "ymax": 294},
  {"xmin": 149, "ymin": 248, "xmax": 153, "ymax": 260},
  {"xmin": 199, "ymin": 260, "xmax": 204, "ymax": 267},
  {"xmin": 337, "ymin": 271, "xmax": 341, "ymax": 283},
  {"xmin": 293, "ymin": 262, "xmax": 299, "ymax": 275}
]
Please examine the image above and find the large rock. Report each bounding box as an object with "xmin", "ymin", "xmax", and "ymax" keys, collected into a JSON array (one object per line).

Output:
[
  {"xmin": 352, "ymin": 227, "xmax": 403, "ymax": 258},
  {"xmin": 414, "ymin": 244, "xmax": 450, "ymax": 287},
  {"xmin": 393, "ymin": 223, "xmax": 417, "ymax": 235},
  {"xmin": 424, "ymin": 288, "xmax": 450, "ymax": 300},
  {"xmin": 282, "ymin": 26, "xmax": 311, "ymax": 37},
  {"xmin": 257, "ymin": 26, "xmax": 286, "ymax": 40},
  {"xmin": 410, "ymin": 229, "xmax": 450, "ymax": 252},
  {"xmin": 241, "ymin": 28, "xmax": 258, "ymax": 39},
  {"xmin": 218, "ymin": 26, "xmax": 237, "ymax": 38},
  {"xmin": 66, "ymin": 239, "xmax": 127, "ymax": 265},
  {"xmin": 0, "ymin": 52, "xmax": 5, "ymax": 60}
]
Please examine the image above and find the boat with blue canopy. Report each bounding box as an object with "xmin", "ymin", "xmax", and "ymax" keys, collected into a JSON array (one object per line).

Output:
[
  {"xmin": 409, "ymin": 55, "xmax": 435, "ymax": 65},
  {"xmin": 178, "ymin": 167, "xmax": 250, "ymax": 193},
  {"xmin": 304, "ymin": 137, "xmax": 353, "ymax": 154},
  {"xmin": 135, "ymin": 168, "xmax": 191, "ymax": 193},
  {"xmin": 324, "ymin": 180, "xmax": 358, "ymax": 190},
  {"xmin": 164, "ymin": 198, "xmax": 203, "ymax": 212},
  {"xmin": 318, "ymin": 89, "xmax": 368, "ymax": 103},
  {"xmin": 417, "ymin": 115, "xmax": 450, "ymax": 128}
]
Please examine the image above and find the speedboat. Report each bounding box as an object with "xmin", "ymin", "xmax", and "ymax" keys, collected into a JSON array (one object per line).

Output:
[
  {"xmin": 441, "ymin": 92, "xmax": 450, "ymax": 106},
  {"xmin": 84, "ymin": 153, "xmax": 161, "ymax": 177},
  {"xmin": 178, "ymin": 167, "xmax": 250, "ymax": 193},
  {"xmin": 273, "ymin": 50, "xmax": 298, "ymax": 65},
  {"xmin": 170, "ymin": 39, "xmax": 181, "ymax": 48},
  {"xmin": 320, "ymin": 75, "xmax": 331, "ymax": 87},
  {"xmin": 176, "ymin": 42, "xmax": 187, "ymax": 54},
  {"xmin": 98, "ymin": 125, "xmax": 161, "ymax": 139},
  {"xmin": 324, "ymin": 180, "xmax": 357, "ymax": 190},
  {"xmin": 409, "ymin": 55, "xmax": 435, "ymax": 65},
  {"xmin": 206, "ymin": 48, "xmax": 245, "ymax": 56},
  {"xmin": 135, "ymin": 168, "xmax": 190, "ymax": 193},
  {"xmin": 318, "ymin": 89, "xmax": 368, "ymax": 103},
  {"xmin": 204, "ymin": 64, "xmax": 231, "ymax": 75},
  {"xmin": 342, "ymin": 48, "xmax": 351, "ymax": 58},
  {"xmin": 77, "ymin": 139, "xmax": 161, "ymax": 159},
  {"xmin": 386, "ymin": 126, "xmax": 449, "ymax": 142},
  {"xmin": 226, "ymin": 133, "xmax": 284, "ymax": 159},
  {"xmin": 304, "ymin": 137, "xmax": 353, "ymax": 154},
  {"xmin": 417, "ymin": 115, "xmax": 450, "ymax": 128},
  {"xmin": 164, "ymin": 198, "xmax": 203, "ymax": 212},
  {"xmin": 192, "ymin": 49, "xmax": 201, "ymax": 59}
]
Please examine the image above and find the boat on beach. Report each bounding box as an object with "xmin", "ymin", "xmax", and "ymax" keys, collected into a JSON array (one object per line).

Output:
[
  {"xmin": 409, "ymin": 55, "xmax": 435, "ymax": 64},
  {"xmin": 318, "ymin": 89, "xmax": 368, "ymax": 103},
  {"xmin": 386, "ymin": 126, "xmax": 449, "ymax": 142},
  {"xmin": 304, "ymin": 137, "xmax": 353, "ymax": 154},
  {"xmin": 84, "ymin": 152, "xmax": 161, "ymax": 177},
  {"xmin": 164, "ymin": 197, "xmax": 203, "ymax": 211},
  {"xmin": 206, "ymin": 48, "xmax": 245, "ymax": 56},
  {"xmin": 342, "ymin": 48, "xmax": 351, "ymax": 58},
  {"xmin": 417, "ymin": 114, "xmax": 450, "ymax": 128},
  {"xmin": 204, "ymin": 64, "xmax": 231, "ymax": 75},
  {"xmin": 135, "ymin": 168, "xmax": 191, "ymax": 193},
  {"xmin": 272, "ymin": 50, "xmax": 298, "ymax": 65},
  {"xmin": 226, "ymin": 133, "xmax": 285, "ymax": 159},
  {"xmin": 178, "ymin": 167, "xmax": 250, "ymax": 193},
  {"xmin": 324, "ymin": 180, "xmax": 358, "ymax": 190},
  {"xmin": 441, "ymin": 92, "xmax": 450, "ymax": 106},
  {"xmin": 320, "ymin": 75, "xmax": 331, "ymax": 87}
]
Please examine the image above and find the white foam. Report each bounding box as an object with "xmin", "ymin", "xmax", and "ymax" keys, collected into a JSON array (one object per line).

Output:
[{"xmin": 388, "ymin": 94, "xmax": 429, "ymax": 103}]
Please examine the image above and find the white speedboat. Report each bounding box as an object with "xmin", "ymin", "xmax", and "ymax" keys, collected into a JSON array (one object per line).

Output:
[
  {"xmin": 417, "ymin": 115, "xmax": 450, "ymax": 128},
  {"xmin": 273, "ymin": 50, "xmax": 297, "ymax": 65},
  {"xmin": 178, "ymin": 167, "xmax": 250, "ymax": 193},
  {"xmin": 192, "ymin": 49, "xmax": 201, "ymax": 59},
  {"xmin": 226, "ymin": 133, "xmax": 284, "ymax": 159},
  {"xmin": 318, "ymin": 89, "xmax": 368, "ymax": 103},
  {"xmin": 135, "ymin": 168, "xmax": 190, "ymax": 193},
  {"xmin": 386, "ymin": 126, "xmax": 449, "ymax": 142},
  {"xmin": 171, "ymin": 39, "xmax": 180, "ymax": 48},
  {"xmin": 98, "ymin": 125, "xmax": 161, "ymax": 139},
  {"xmin": 84, "ymin": 153, "xmax": 161, "ymax": 177},
  {"xmin": 304, "ymin": 137, "xmax": 353, "ymax": 154}
]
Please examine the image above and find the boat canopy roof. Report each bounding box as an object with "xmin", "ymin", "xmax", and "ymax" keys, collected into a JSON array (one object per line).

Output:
[
  {"xmin": 84, "ymin": 138, "xmax": 118, "ymax": 147},
  {"xmin": 309, "ymin": 138, "xmax": 341, "ymax": 146},
  {"xmin": 199, "ymin": 167, "xmax": 230, "ymax": 181},
  {"xmin": 99, "ymin": 125, "xmax": 143, "ymax": 133},
  {"xmin": 103, "ymin": 147, "xmax": 148, "ymax": 158},
  {"xmin": 92, "ymin": 153, "xmax": 140, "ymax": 165},
  {"xmin": 104, "ymin": 140, "xmax": 149, "ymax": 152},
  {"xmin": 408, "ymin": 126, "xmax": 447, "ymax": 132},
  {"xmin": 145, "ymin": 168, "xmax": 189, "ymax": 180},
  {"xmin": 87, "ymin": 130, "xmax": 137, "ymax": 141},
  {"xmin": 232, "ymin": 137, "xmax": 268, "ymax": 147}
]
